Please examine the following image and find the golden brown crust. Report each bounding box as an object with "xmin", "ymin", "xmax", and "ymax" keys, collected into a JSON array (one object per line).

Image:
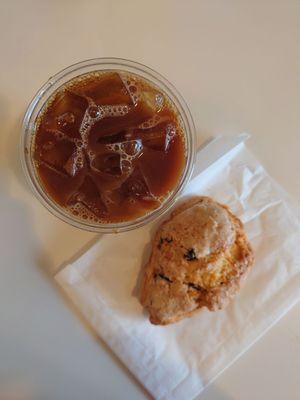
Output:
[{"xmin": 140, "ymin": 196, "xmax": 254, "ymax": 325}]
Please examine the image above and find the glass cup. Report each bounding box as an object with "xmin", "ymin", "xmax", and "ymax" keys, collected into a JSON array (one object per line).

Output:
[{"xmin": 21, "ymin": 58, "xmax": 195, "ymax": 233}]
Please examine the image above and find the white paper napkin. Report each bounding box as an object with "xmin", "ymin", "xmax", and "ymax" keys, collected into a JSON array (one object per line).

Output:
[{"xmin": 55, "ymin": 139, "xmax": 300, "ymax": 400}]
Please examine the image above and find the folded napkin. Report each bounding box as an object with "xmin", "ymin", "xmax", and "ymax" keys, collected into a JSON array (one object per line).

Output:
[{"xmin": 56, "ymin": 137, "xmax": 300, "ymax": 400}]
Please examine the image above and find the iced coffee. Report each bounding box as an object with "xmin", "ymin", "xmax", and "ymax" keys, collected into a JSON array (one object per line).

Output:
[{"xmin": 33, "ymin": 71, "xmax": 186, "ymax": 223}]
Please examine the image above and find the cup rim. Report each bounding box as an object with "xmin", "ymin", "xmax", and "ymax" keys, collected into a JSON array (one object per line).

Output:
[{"xmin": 21, "ymin": 57, "xmax": 195, "ymax": 233}]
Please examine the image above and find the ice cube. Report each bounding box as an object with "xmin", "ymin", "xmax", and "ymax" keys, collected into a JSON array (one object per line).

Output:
[
  {"xmin": 89, "ymin": 166, "xmax": 129, "ymax": 193},
  {"xmin": 120, "ymin": 73, "xmax": 163, "ymax": 113},
  {"xmin": 138, "ymin": 122, "xmax": 176, "ymax": 152},
  {"xmin": 69, "ymin": 176, "xmax": 107, "ymax": 218},
  {"xmin": 57, "ymin": 112, "xmax": 75, "ymax": 129},
  {"xmin": 38, "ymin": 139, "xmax": 75, "ymax": 171},
  {"xmin": 41, "ymin": 140, "xmax": 55, "ymax": 151},
  {"xmin": 46, "ymin": 128, "xmax": 76, "ymax": 144},
  {"xmin": 100, "ymin": 189, "xmax": 123, "ymax": 210},
  {"xmin": 140, "ymin": 130, "xmax": 166, "ymax": 151},
  {"xmin": 165, "ymin": 123, "xmax": 176, "ymax": 151},
  {"xmin": 38, "ymin": 158, "xmax": 86, "ymax": 205},
  {"xmin": 52, "ymin": 90, "xmax": 87, "ymax": 116},
  {"xmin": 38, "ymin": 159, "xmax": 69, "ymax": 178},
  {"xmin": 122, "ymin": 168, "xmax": 156, "ymax": 201},
  {"xmin": 140, "ymin": 88, "xmax": 164, "ymax": 114},
  {"xmin": 95, "ymin": 130, "xmax": 128, "ymax": 145},
  {"xmin": 50, "ymin": 90, "xmax": 88, "ymax": 138},
  {"xmin": 91, "ymin": 153, "xmax": 122, "ymax": 176},
  {"xmin": 74, "ymin": 73, "xmax": 133, "ymax": 106},
  {"xmin": 137, "ymin": 148, "xmax": 168, "ymax": 195},
  {"xmin": 64, "ymin": 149, "xmax": 85, "ymax": 177},
  {"xmin": 119, "ymin": 72, "xmax": 140, "ymax": 106}
]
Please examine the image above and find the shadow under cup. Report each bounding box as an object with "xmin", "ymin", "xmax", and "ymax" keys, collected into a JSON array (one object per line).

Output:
[{"xmin": 21, "ymin": 58, "xmax": 195, "ymax": 233}]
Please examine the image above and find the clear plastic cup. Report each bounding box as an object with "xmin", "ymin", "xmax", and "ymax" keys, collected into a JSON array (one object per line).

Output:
[{"xmin": 21, "ymin": 58, "xmax": 195, "ymax": 233}]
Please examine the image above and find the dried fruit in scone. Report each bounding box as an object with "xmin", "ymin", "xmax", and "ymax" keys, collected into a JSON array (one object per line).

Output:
[{"xmin": 140, "ymin": 196, "xmax": 254, "ymax": 325}]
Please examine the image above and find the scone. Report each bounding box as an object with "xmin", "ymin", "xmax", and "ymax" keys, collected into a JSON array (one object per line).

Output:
[{"xmin": 140, "ymin": 196, "xmax": 254, "ymax": 325}]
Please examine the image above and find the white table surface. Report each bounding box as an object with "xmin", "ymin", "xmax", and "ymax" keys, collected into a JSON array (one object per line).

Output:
[{"xmin": 0, "ymin": 1, "xmax": 300, "ymax": 399}]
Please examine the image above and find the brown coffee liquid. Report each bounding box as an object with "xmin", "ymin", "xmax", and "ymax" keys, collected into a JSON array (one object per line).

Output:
[{"xmin": 33, "ymin": 71, "xmax": 186, "ymax": 223}]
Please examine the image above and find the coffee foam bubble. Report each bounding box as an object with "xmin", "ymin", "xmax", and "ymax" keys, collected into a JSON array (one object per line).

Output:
[
  {"xmin": 69, "ymin": 202, "xmax": 103, "ymax": 223},
  {"xmin": 74, "ymin": 139, "xmax": 83, "ymax": 148},
  {"xmin": 137, "ymin": 114, "xmax": 171, "ymax": 130},
  {"xmin": 79, "ymin": 100, "xmax": 130, "ymax": 148},
  {"xmin": 106, "ymin": 139, "xmax": 142, "ymax": 173},
  {"xmin": 138, "ymin": 114, "xmax": 161, "ymax": 129},
  {"xmin": 87, "ymin": 150, "xmax": 95, "ymax": 161},
  {"xmin": 102, "ymin": 104, "xmax": 129, "ymax": 117}
]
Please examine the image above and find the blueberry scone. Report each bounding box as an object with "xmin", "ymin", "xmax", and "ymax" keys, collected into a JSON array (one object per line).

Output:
[{"xmin": 141, "ymin": 196, "xmax": 254, "ymax": 325}]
